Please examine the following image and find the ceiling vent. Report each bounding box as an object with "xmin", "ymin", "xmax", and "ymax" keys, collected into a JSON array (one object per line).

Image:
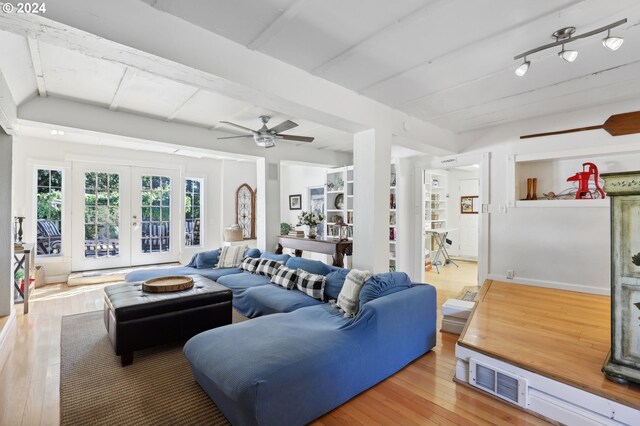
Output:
[{"xmin": 469, "ymin": 358, "xmax": 528, "ymax": 408}]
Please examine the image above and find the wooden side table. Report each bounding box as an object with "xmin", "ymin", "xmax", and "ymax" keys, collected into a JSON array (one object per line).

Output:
[{"xmin": 14, "ymin": 243, "xmax": 35, "ymax": 314}]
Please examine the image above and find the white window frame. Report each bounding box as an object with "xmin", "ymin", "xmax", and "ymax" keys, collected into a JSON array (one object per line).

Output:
[
  {"xmin": 33, "ymin": 165, "xmax": 66, "ymax": 258},
  {"xmin": 184, "ymin": 177, "xmax": 204, "ymax": 248}
]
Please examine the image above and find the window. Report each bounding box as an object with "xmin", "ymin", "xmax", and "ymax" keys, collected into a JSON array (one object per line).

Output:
[
  {"xmin": 141, "ymin": 175, "xmax": 172, "ymax": 253},
  {"xmin": 36, "ymin": 168, "xmax": 63, "ymax": 257},
  {"xmin": 84, "ymin": 172, "xmax": 120, "ymax": 258},
  {"xmin": 185, "ymin": 178, "xmax": 202, "ymax": 246},
  {"xmin": 236, "ymin": 183, "xmax": 255, "ymax": 239}
]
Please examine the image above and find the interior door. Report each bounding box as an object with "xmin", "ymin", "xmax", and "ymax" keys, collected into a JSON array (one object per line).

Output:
[
  {"xmin": 130, "ymin": 168, "xmax": 180, "ymax": 266},
  {"xmin": 459, "ymin": 179, "xmax": 479, "ymax": 258},
  {"xmin": 72, "ymin": 163, "xmax": 132, "ymax": 271}
]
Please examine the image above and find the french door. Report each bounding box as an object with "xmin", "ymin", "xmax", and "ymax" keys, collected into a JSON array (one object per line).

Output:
[{"xmin": 72, "ymin": 163, "xmax": 180, "ymax": 271}]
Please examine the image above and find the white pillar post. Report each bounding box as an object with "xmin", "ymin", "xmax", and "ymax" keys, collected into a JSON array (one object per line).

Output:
[
  {"xmin": 256, "ymin": 157, "xmax": 280, "ymax": 253},
  {"xmin": 353, "ymin": 129, "xmax": 391, "ymax": 273},
  {"xmin": 0, "ymin": 130, "xmax": 13, "ymax": 316}
]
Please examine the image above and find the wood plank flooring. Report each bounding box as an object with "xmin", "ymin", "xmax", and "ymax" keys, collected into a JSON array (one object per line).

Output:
[
  {"xmin": 0, "ymin": 277, "xmax": 550, "ymax": 425},
  {"xmin": 459, "ymin": 280, "xmax": 640, "ymax": 411}
]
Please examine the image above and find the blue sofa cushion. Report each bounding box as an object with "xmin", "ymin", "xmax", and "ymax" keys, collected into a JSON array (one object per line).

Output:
[
  {"xmin": 285, "ymin": 257, "xmax": 332, "ymax": 276},
  {"xmin": 234, "ymin": 284, "xmax": 322, "ymax": 317},
  {"xmin": 324, "ymin": 268, "xmax": 349, "ymax": 300},
  {"xmin": 194, "ymin": 249, "xmax": 220, "ymax": 269},
  {"xmin": 125, "ymin": 266, "xmax": 240, "ymax": 283},
  {"xmin": 295, "ymin": 269, "xmax": 326, "ymax": 301},
  {"xmin": 261, "ymin": 252, "xmax": 290, "ymax": 263},
  {"xmin": 359, "ymin": 272, "xmax": 413, "ymax": 306},
  {"xmin": 217, "ymin": 271, "xmax": 271, "ymax": 293},
  {"xmin": 245, "ymin": 247, "xmax": 261, "ymax": 258}
]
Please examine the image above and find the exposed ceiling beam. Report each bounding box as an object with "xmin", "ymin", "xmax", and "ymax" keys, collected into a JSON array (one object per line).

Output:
[
  {"xmin": 248, "ymin": 0, "xmax": 310, "ymax": 50},
  {"xmin": 26, "ymin": 37, "xmax": 46, "ymax": 97},
  {"xmin": 166, "ymin": 87, "xmax": 199, "ymax": 121},
  {"xmin": 311, "ymin": 0, "xmax": 444, "ymax": 75},
  {"xmin": 18, "ymin": 96, "xmax": 355, "ymax": 165},
  {"xmin": 0, "ymin": 71, "xmax": 17, "ymax": 135},
  {"xmin": 109, "ymin": 67, "xmax": 137, "ymax": 110}
]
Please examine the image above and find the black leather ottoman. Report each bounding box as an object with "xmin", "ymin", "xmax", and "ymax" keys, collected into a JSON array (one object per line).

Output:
[{"xmin": 103, "ymin": 275, "xmax": 232, "ymax": 366}]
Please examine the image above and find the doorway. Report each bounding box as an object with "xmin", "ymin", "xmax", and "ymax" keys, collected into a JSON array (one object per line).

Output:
[
  {"xmin": 71, "ymin": 162, "xmax": 180, "ymax": 271},
  {"xmin": 420, "ymin": 156, "xmax": 488, "ymax": 294}
]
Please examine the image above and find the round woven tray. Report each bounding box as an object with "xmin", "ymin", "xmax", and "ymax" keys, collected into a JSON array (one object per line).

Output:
[{"xmin": 142, "ymin": 276, "xmax": 194, "ymax": 293}]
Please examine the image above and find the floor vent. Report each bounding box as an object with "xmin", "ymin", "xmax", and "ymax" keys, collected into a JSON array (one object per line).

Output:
[{"xmin": 469, "ymin": 358, "xmax": 528, "ymax": 408}]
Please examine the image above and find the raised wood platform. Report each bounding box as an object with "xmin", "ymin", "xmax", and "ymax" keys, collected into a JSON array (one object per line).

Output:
[{"xmin": 458, "ymin": 280, "xmax": 640, "ymax": 411}]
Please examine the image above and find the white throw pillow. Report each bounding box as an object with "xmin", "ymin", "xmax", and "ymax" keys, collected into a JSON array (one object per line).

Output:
[
  {"xmin": 216, "ymin": 245, "xmax": 247, "ymax": 268},
  {"xmin": 334, "ymin": 269, "xmax": 371, "ymax": 316}
]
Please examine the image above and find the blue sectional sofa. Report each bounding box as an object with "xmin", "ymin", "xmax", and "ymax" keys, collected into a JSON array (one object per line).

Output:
[{"xmin": 125, "ymin": 249, "xmax": 438, "ymax": 425}]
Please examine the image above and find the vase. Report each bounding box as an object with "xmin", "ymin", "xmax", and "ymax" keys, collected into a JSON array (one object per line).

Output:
[{"xmin": 307, "ymin": 225, "xmax": 318, "ymax": 239}]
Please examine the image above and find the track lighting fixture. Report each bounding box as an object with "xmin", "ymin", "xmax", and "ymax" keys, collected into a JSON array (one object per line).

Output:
[
  {"xmin": 602, "ymin": 29, "xmax": 624, "ymax": 51},
  {"xmin": 514, "ymin": 18, "xmax": 626, "ymax": 76}
]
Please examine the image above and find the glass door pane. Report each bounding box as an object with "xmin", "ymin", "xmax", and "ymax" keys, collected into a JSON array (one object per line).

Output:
[
  {"xmin": 140, "ymin": 175, "xmax": 171, "ymax": 254},
  {"xmin": 84, "ymin": 172, "xmax": 120, "ymax": 258}
]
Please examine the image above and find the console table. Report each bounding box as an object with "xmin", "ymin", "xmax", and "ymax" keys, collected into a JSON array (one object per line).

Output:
[
  {"xmin": 13, "ymin": 243, "xmax": 35, "ymax": 314},
  {"xmin": 276, "ymin": 236, "xmax": 352, "ymax": 268}
]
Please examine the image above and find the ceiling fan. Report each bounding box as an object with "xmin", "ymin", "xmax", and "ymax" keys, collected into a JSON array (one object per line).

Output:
[{"xmin": 218, "ymin": 115, "xmax": 314, "ymax": 148}]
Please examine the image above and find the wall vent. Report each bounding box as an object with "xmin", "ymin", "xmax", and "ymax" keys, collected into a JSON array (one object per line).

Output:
[{"xmin": 469, "ymin": 358, "xmax": 528, "ymax": 408}]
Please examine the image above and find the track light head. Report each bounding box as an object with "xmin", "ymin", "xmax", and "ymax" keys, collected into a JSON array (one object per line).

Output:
[
  {"xmin": 602, "ymin": 29, "xmax": 624, "ymax": 50},
  {"xmin": 515, "ymin": 58, "xmax": 530, "ymax": 77},
  {"xmin": 558, "ymin": 45, "xmax": 578, "ymax": 62}
]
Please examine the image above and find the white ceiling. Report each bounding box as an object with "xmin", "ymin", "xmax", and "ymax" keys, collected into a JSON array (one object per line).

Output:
[
  {"xmin": 144, "ymin": 0, "xmax": 640, "ymax": 133},
  {"xmin": 0, "ymin": 30, "xmax": 354, "ymax": 152}
]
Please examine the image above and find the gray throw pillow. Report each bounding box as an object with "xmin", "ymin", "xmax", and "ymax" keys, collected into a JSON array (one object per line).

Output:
[{"xmin": 334, "ymin": 269, "xmax": 371, "ymax": 316}]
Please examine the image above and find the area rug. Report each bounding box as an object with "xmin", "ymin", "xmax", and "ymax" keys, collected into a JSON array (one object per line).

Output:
[
  {"xmin": 60, "ymin": 310, "xmax": 230, "ymax": 426},
  {"xmin": 456, "ymin": 285, "xmax": 479, "ymax": 302}
]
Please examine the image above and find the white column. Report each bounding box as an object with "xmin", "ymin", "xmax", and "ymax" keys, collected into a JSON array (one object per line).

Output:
[
  {"xmin": 255, "ymin": 157, "xmax": 280, "ymax": 253},
  {"xmin": 0, "ymin": 130, "xmax": 13, "ymax": 316},
  {"xmin": 353, "ymin": 129, "xmax": 391, "ymax": 273},
  {"xmin": 396, "ymin": 158, "xmax": 416, "ymax": 280}
]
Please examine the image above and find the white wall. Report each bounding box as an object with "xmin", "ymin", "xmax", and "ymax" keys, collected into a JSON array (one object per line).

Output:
[
  {"xmin": 12, "ymin": 136, "xmax": 257, "ymax": 282},
  {"xmin": 0, "ymin": 130, "xmax": 12, "ymax": 316},
  {"xmin": 455, "ymin": 98, "xmax": 640, "ymax": 294},
  {"xmin": 279, "ymin": 164, "xmax": 330, "ymax": 262}
]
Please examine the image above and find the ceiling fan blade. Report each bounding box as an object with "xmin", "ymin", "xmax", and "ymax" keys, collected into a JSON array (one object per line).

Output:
[
  {"xmin": 269, "ymin": 120, "xmax": 298, "ymax": 134},
  {"xmin": 219, "ymin": 121, "xmax": 258, "ymax": 134},
  {"xmin": 278, "ymin": 134, "xmax": 314, "ymax": 143},
  {"xmin": 217, "ymin": 135, "xmax": 254, "ymax": 140}
]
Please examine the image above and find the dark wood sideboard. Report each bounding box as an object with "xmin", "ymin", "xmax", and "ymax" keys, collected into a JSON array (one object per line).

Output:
[{"xmin": 276, "ymin": 236, "xmax": 352, "ymax": 267}]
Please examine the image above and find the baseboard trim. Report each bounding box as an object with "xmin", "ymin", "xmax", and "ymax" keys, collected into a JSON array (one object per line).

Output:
[
  {"xmin": 45, "ymin": 275, "xmax": 70, "ymax": 285},
  {"xmin": 0, "ymin": 310, "xmax": 16, "ymax": 363},
  {"xmin": 486, "ymin": 274, "xmax": 610, "ymax": 295}
]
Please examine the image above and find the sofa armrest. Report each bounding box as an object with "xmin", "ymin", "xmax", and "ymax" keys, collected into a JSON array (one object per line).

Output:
[{"xmin": 353, "ymin": 284, "xmax": 437, "ymax": 376}]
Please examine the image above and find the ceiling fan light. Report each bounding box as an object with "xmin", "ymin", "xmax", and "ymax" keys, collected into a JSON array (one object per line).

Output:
[
  {"xmin": 602, "ymin": 35, "xmax": 624, "ymax": 51},
  {"xmin": 515, "ymin": 60, "xmax": 530, "ymax": 77},
  {"xmin": 254, "ymin": 134, "xmax": 275, "ymax": 148},
  {"xmin": 558, "ymin": 48, "xmax": 578, "ymax": 62}
]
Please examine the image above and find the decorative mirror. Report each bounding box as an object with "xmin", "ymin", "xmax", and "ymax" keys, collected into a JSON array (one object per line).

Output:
[{"xmin": 235, "ymin": 184, "xmax": 256, "ymax": 239}]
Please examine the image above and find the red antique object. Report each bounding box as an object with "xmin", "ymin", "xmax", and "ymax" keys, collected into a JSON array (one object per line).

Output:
[{"xmin": 567, "ymin": 162, "xmax": 605, "ymax": 199}]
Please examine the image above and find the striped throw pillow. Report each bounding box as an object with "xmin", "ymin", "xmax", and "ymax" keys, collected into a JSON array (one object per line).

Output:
[
  {"xmin": 335, "ymin": 269, "xmax": 371, "ymax": 316},
  {"xmin": 255, "ymin": 258, "xmax": 283, "ymax": 277},
  {"xmin": 270, "ymin": 266, "xmax": 299, "ymax": 290},
  {"xmin": 240, "ymin": 257, "xmax": 261, "ymax": 273},
  {"xmin": 216, "ymin": 245, "xmax": 247, "ymax": 268},
  {"xmin": 296, "ymin": 269, "xmax": 326, "ymax": 301}
]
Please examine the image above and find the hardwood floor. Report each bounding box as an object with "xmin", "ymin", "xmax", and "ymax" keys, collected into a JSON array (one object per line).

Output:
[
  {"xmin": 459, "ymin": 280, "xmax": 640, "ymax": 411},
  {"xmin": 0, "ymin": 280, "xmax": 550, "ymax": 425}
]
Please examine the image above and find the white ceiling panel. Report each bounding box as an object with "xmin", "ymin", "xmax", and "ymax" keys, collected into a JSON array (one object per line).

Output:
[
  {"xmin": 169, "ymin": 90, "xmax": 250, "ymax": 127},
  {"xmin": 145, "ymin": 0, "xmax": 296, "ymax": 46},
  {"xmin": 39, "ymin": 42, "xmax": 126, "ymax": 106},
  {"xmin": 258, "ymin": 0, "xmax": 430, "ymax": 71},
  {"xmin": 114, "ymin": 70, "xmax": 199, "ymax": 118}
]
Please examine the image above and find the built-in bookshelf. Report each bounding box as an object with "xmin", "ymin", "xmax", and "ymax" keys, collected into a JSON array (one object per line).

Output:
[{"xmin": 325, "ymin": 166, "xmax": 354, "ymax": 239}]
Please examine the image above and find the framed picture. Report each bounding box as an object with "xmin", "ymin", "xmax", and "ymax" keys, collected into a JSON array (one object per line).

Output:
[
  {"xmin": 461, "ymin": 195, "xmax": 479, "ymax": 214},
  {"xmin": 289, "ymin": 194, "xmax": 302, "ymax": 210},
  {"xmin": 308, "ymin": 186, "xmax": 325, "ymax": 238}
]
